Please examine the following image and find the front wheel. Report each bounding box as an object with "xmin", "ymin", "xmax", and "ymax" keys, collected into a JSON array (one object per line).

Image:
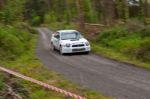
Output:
[
  {"xmin": 85, "ymin": 51, "xmax": 90, "ymax": 54},
  {"xmin": 59, "ymin": 46, "xmax": 64, "ymax": 55}
]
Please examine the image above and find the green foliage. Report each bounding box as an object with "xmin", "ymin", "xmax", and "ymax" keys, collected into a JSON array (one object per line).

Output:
[
  {"xmin": 0, "ymin": 26, "xmax": 31, "ymax": 60},
  {"xmin": 91, "ymin": 42, "xmax": 150, "ymax": 69},
  {"xmin": 44, "ymin": 11, "xmax": 57, "ymax": 23},
  {"xmin": 137, "ymin": 37, "xmax": 150, "ymax": 61},
  {"xmin": 82, "ymin": 0, "xmax": 98, "ymax": 23},
  {"xmin": 140, "ymin": 25, "xmax": 150, "ymax": 37},
  {"xmin": 0, "ymin": 74, "xmax": 5, "ymax": 91},
  {"xmin": 31, "ymin": 90, "xmax": 47, "ymax": 99},
  {"xmin": 145, "ymin": 18, "xmax": 150, "ymax": 25},
  {"xmin": 0, "ymin": 0, "xmax": 25, "ymax": 24},
  {"xmin": 96, "ymin": 24, "xmax": 150, "ymax": 62},
  {"xmin": 116, "ymin": 0, "xmax": 129, "ymax": 21},
  {"xmin": 30, "ymin": 16, "xmax": 41, "ymax": 26},
  {"xmin": 24, "ymin": 0, "xmax": 47, "ymax": 26},
  {"xmin": 97, "ymin": 27, "xmax": 128, "ymax": 46},
  {"xmin": 0, "ymin": 0, "xmax": 149, "ymax": 26}
]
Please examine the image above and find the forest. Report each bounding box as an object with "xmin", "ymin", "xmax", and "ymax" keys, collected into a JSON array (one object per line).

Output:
[
  {"xmin": 0, "ymin": 0, "xmax": 150, "ymax": 25},
  {"xmin": 0, "ymin": 0, "xmax": 150, "ymax": 99}
]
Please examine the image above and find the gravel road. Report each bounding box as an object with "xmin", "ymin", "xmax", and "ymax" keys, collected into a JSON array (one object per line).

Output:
[{"xmin": 36, "ymin": 28, "xmax": 150, "ymax": 99}]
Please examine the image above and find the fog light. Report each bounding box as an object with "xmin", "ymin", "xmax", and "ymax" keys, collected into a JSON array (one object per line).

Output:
[
  {"xmin": 66, "ymin": 43, "xmax": 71, "ymax": 47},
  {"xmin": 85, "ymin": 42, "xmax": 90, "ymax": 46}
]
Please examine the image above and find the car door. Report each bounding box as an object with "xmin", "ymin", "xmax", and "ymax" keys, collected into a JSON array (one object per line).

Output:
[{"xmin": 53, "ymin": 32, "xmax": 60, "ymax": 49}]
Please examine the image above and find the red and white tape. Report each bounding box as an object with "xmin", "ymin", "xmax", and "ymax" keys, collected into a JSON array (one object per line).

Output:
[{"xmin": 0, "ymin": 66, "xmax": 86, "ymax": 99}]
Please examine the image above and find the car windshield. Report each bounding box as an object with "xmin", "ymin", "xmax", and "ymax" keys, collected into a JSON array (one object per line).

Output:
[{"xmin": 61, "ymin": 32, "xmax": 82, "ymax": 40}]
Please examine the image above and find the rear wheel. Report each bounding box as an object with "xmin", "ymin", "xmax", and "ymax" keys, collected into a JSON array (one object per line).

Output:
[{"xmin": 51, "ymin": 43, "xmax": 56, "ymax": 51}]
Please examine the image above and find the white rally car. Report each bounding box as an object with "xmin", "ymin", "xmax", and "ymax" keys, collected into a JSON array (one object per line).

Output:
[{"xmin": 51, "ymin": 30, "xmax": 91, "ymax": 54}]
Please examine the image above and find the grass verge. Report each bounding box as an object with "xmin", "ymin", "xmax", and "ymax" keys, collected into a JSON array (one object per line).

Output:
[{"xmin": 91, "ymin": 42, "xmax": 150, "ymax": 69}]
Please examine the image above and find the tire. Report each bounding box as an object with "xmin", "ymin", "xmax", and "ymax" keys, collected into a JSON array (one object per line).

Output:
[
  {"xmin": 85, "ymin": 51, "xmax": 90, "ymax": 54},
  {"xmin": 59, "ymin": 46, "xmax": 64, "ymax": 55},
  {"xmin": 51, "ymin": 43, "xmax": 56, "ymax": 51}
]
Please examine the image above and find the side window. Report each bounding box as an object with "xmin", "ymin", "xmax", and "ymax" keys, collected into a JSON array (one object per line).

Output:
[{"xmin": 54, "ymin": 32, "xmax": 60, "ymax": 39}]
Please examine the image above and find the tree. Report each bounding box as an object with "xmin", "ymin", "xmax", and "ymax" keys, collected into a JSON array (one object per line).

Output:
[
  {"xmin": 100, "ymin": 0, "xmax": 116, "ymax": 25},
  {"xmin": 76, "ymin": 0, "xmax": 85, "ymax": 30},
  {"xmin": 92, "ymin": 0, "xmax": 102, "ymax": 23},
  {"xmin": 139, "ymin": 0, "xmax": 150, "ymax": 24},
  {"xmin": 143, "ymin": 0, "xmax": 150, "ymax": 18},
  {"xmin": 122, "ymin": 0, "xmax": 129, "ymax": 22},
  {"xmin": 116, "ymin": 0, "xmax": 129, "ymax": 22},
  {"xmin": 65, "ymin": 0, "xmax": 71, "ymax": 24},
  {"xmin": 81, "ymin": 0, "xmax": 97, "ymax": 23},
  {"xmin": 0, "ymin": 0, "xmax": 5, "ymax": 9},
  {"xmin": 24, "ymin": 0, "xmax": 47, "ymax": 25},
  {"xmin": 139, "ymin": 0, "xmax": 148, "ymax": 23},
  {"xmin": 0, "ymin": 0, "xmax": 25, "ymax": 24}
]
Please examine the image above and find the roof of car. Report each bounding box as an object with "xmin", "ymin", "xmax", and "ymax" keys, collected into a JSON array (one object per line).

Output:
[{"xmin": 57, "ymin": 30, "xmax": 78, "ymax": 33}]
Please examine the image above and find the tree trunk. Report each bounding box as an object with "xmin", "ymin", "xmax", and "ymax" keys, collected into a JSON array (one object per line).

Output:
[
  {"xmin": 100, "ymin": 0, "xmax": 116, "ymax": 26},
  {"xmin": 0, "ymin": 0, "xmax": 4, "ymax": 9},
  {"xmin": 44, "ymin": 0, "xmax": 51, "ymax": 9},
  {"xmin": 122, "ymin": 0, "xmax": 129, "ymax": 22},
  {"xmin": 76, "ymin": 0, "xmax": 85, "ymax": 30},
  {"xmin": 65, "ymin": 0, "xmax": 71, "ymax": 24},
  {"xmin": 143, "ymin": 0, "xmax": 150, "ymax": 18},
  {"xmin": 139, "ymin": 0, "xmax": 146, "ymax": 23}
]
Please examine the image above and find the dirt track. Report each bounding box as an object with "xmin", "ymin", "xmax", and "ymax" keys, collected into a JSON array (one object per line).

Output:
[{"xmin": 36, "ymin": 28, "xmax": 150, "ymax": 99}]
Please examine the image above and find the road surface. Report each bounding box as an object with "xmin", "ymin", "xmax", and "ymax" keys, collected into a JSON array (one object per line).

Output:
[{"xmin": 36, "ymin": 28, "xmax": 150, "ymax": 99}]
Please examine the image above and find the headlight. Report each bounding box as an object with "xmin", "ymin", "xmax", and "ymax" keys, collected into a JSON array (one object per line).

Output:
[
  {"xmin": 65, "ymin": 43, "xmax": 71, "ymax": 47},
  {"xmin": 85, "ymin": 42, "xmax": 90, "ymax": 46}
]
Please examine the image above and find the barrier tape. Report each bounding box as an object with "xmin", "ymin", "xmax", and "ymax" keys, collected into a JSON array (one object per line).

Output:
[{"xmin": 0, "ymin": 66, "xmax": 86, "ymax": 99}]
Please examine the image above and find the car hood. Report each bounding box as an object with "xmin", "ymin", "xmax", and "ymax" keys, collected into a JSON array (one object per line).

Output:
[{"xmin": 60, "ymin": 38, "xmax": 88, "ymax": 45}]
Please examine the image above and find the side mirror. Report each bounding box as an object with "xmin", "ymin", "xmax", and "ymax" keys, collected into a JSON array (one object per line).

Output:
[{"xmin": 55, "ymin": 35, "xmax": 60, "ymax": 40}]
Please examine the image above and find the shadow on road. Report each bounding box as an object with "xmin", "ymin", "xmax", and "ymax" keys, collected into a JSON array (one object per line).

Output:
[{"xmin": 53, "ymin": 50, "xmax": 90, "ymax": 56}]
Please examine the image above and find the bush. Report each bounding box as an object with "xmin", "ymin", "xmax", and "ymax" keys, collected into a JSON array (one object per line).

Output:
[
  {"xmin": 140, "ymin": 26, "xmax": 150, "ymax": 38},
  {"xmin": 0, "ymin": 74, "xmax": 5, "ymax": 91},
  {"xmin": 44, "ymin": 11, "xmax": 57, "ymax": 23},
  {"xmin": 30, "ymin": 16, "xmax": 41, "ymax": 26},
  {"xmin": 96, "ymin": 24, "xmax": 150, "ymax": 62},
  {"xmin": 0, "ymin": 26, "xmax": 31, "ymax": 60},
  {"xmin": 97, "ymin": 26, "xmax": 127, "ymax": 46},
  {"xmin": 145, "ymin": 18, "xmax": 150, "ymax": 25},
  {"xmin": 108, "ymin": 37, "xmax": 141, "ymax": 55},
  {"xmin": 137, "ymin": 38, "xmax": 150, "ymax": 61}
]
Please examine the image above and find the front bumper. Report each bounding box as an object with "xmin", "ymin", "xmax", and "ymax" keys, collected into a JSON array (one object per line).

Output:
[{"xmin": 61, "ymin": 46, "xmax": 91, "ymax": 53}]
